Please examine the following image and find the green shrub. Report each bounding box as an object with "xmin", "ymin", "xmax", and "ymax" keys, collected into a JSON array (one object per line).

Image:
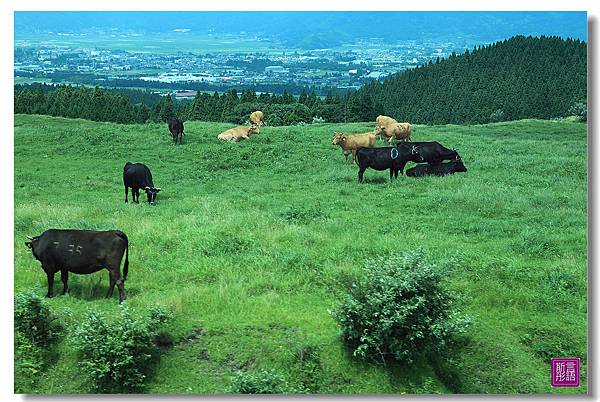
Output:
[
  {"xmin": 332, "ymin": 249, "xmax": 472, "ymax": 364},
  {"xmin": 489, "ymin": 109, "xmax": 505, "ymax": 123},
  {"xmin": 14, "ymin": 330, "xmax": 44, "ymax": 393},
  {"xmin": 568, "ymin": 101, "xmax": 587, "ymax": 122},
  {"xmin": 227, "ymin": 369, "xmax": 305, "ymax": 394},
  {"xmin": 71, "ymin": 305, "xmax": 173, "ymax": 393},
  {"xmin": 294, "ymin": 344, "xmax": 323, "ymax": 392},
  {"xmin": 14, "ymin": 290, "xmax": 63, "ymax": 347}
]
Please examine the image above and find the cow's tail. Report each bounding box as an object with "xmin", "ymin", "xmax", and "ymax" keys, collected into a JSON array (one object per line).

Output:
[{"xmin": 115, "ymin": 230, "xmax": 129, "ymax": 280}]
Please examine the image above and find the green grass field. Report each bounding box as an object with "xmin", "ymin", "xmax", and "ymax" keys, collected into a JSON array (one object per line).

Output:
[{"xmin": 14, "ymin": 114, "xmax": 587, "ymax": 394}]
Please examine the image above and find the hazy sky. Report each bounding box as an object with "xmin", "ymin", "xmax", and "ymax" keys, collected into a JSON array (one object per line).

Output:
[{"xmin": 14, "ymin": 11, "xmax": 587, "ymax": 43}]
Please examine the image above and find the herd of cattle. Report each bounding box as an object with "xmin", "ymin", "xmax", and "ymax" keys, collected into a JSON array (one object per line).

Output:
[
  {"xmin": 331, "ymin": 114, "xmax": 466, "ymax": 182},
  {"xmin": 23, "ymin": 111, "xmax": 466, "ymax": 303}
]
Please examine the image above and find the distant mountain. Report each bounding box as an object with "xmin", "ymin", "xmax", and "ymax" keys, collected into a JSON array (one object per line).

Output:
[{"xmin": 14, "ymin": 11, "xmax": 587, "ymax": 49}]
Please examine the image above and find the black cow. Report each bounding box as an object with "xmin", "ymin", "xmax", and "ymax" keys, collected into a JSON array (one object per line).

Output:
[
  {"xmin": 356, "ymin": 145, "xmax": 422, "ymax": 182},
  {"xmin": 398, "ymin": 141, "xmax": 460, "ymax": 164},
  {"xmin": 25, "ymin": 229, "xmax": 129, "ymax": 303},
  {"xmin": 406, "ymin": 158, "xmax": 468, "ymax": 177},
  {"xmin": 123, "ymin": 162, "xmax": 161, "ymax": 205},
  {"xmin": 168, "ymin": 117, "xmax": 184, "ymax": 144}
]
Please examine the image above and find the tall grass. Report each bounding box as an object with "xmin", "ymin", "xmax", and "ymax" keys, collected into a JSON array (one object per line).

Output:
[{"xmin": 14, "ymin": 115, "xmax": 587, "ymax": 393}]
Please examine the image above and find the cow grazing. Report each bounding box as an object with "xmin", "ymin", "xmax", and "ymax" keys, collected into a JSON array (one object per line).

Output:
[
  {"xmin": 331, "ymin": 131, "xmax": 376, "ymax": 163},
  {"xmin": 399, "ymin": 141, "xmax": 460, "ymax": 164},
  {"xmin": 356, "ymin": 145, "xmax": 422, "ymax": 182},
  {"xmin": 406, "ymin": 158, "xmax": 467, "ymax": 177},
  {"xmin": 217, "ymin": 125, "xmax": 259, "ymax": 142},
  {"xmin": 249, "ymin": 110, "xmax": 265, "ymax": 127},
  {"xmin": 168, "ymin": 117, "xmax": 185, "ymax": 144},
  {"xmin": 374, "ymin": 115, "xmax": 412, "ymax": 143},
  {"xmin": 25, "ymin": 229, "xmax": 129, "ymax": 303},
  {"xmin": 123, "ymin": 162, "xmax": 161, "ymax": 205}
]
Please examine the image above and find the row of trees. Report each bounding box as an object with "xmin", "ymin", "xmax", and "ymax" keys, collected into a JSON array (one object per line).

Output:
[
  {"xmin": 14, "ymin": 84, "xmax": 372, "ymax": 126},
  {"xmin": 14, "ymin": 35, "xmax": 587, "ymax": 126}
]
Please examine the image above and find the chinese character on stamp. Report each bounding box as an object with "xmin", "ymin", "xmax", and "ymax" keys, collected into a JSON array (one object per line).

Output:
[{"xmin": 551, "ymin": 358, "xmax": 580, "ymax": 387}]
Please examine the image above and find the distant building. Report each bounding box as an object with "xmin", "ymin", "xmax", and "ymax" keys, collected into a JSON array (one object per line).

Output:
[
  {"xmin": 265, "ymin": 65, "xmax": 289, "ymax": 74},
  {"xmin": 366, "ymin": 71, "xmax": 386, "ymax": 79},
  {"xmin": 175, "ymin": 91, "xmax": 197, "ymax": 100}
]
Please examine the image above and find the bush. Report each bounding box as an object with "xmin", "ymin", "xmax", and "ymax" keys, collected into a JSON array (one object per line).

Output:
[
  {"xmin": 14, "ymin": 290, "xmax": 63, "ymax": 347},
  {"xmin": 227, "ymin": 369, "xmax": 305, "ymax": 394},
  {"xmin": 332, "ymin": 249, "xmax": 471, "ymax": 364},
  {"xmin": 14, "ymin": 330, "xmax": 44, "ymax": 393},
  {"xmin": 568, "ymin": 101, "xmax": 587, "ymax": 122},
  {"xmin": 71, "ymin": 305, "xmax": 173, "ymax": 393},
  {"xmin": 489, "ymin": 109, "xmax": 505, "ymax": 123}
]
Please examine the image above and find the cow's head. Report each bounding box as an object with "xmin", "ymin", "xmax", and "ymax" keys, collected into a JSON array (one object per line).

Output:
[
  {"xmin": 25, "ymin": 235, "xmax": 41, "ymax": 260},
  {"xmin": 373, "ymin": 125, "xmax": 385, "ymax": 136},
  {"xmin": 144, "ymin": 186, "xmax": 161, "ymax": 205},
  {"xmin": 248, "ymin": 125, "xmax": 259, "ymax": 136},
  {"xmin": 332, "ymin": 132, "xmax": 346, "ymax": 145},
  {"xmin": 453, "ymin": 157, "xmax": 467, "ymax": 172}
]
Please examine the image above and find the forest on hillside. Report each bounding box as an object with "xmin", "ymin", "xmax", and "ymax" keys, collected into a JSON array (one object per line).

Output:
[{"xmin": 14, "ymin": 35, "xmax": 587, "ymax": 126}]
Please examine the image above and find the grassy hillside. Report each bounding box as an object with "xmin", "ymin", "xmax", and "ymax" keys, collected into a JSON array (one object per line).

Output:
[{"xmin": 14, "ymin": 114, "xmax": 587, "ymax": 394}]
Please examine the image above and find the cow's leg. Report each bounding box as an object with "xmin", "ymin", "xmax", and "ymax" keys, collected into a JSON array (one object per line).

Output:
[
  {"xmin": 45, "ymin": 270, "xmax": 55, "ymax": 298},
  {"xmin": 358, "ymin": 167, "xmax": 366, "ymax": 183},
  {"xmin": 106, "ymin": 271, "xmax": 116, "ymax": 298},
  {"xmin": 389, "ymin": 168, "xmax": 394, "ymax": 181},
  {"xmin": 352, "ymin": 150, "xmax": 358, "ymax": 164},
  {"xmin": 399, "ymin": 161, "xmax": 407, "ymax": 176},
  {"xmin": 124, "ymin": 186, "xmax": 128, "ymax": 203},
  {"xmin": 60, "ymin": 269, "xmax": 69, "ymax": 295},
  {"xmin": 113, "ymin": 269, "xmax": 126, "ymax": 303},
  {"xmin": 134, "ymin": 188, "xmax": 139, "ymax": 203}
]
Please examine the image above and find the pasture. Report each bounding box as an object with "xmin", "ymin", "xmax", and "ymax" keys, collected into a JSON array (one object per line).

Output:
[{"xmin": 13, "ymin": 114, "xmax": 587, "ymax": 394}]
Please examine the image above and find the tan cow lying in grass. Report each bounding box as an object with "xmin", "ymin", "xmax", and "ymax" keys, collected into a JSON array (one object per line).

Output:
[
  {"xmin": 217, "ymin": 125, "xmax": 259, "ymax": 142},
  {"xmin": 332, "ymin": 131, "xmax": 376, "ymax": 164},
  {"xmin": 249, "ymin": 110, "xmax": 265, "ymax": 127},
  {"xmin": 375, "ymin": 115, "xmax": 412, "ymax": 143}
]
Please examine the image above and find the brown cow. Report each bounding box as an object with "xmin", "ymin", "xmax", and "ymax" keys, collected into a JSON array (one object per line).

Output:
[
  {"xmin": 249, "ymin": 111, "xmax": 265, "ymax": 127},
  {"xmin": 332, "ymin": 131, "xmax": 376, "ymax": 164},
  {"xmin": 374, "ymin": 115, "xmax": 412, "ymax": 143},
  {"xmin": 217, "ymin": 125, "xmax": 259, "ymax": 142}
]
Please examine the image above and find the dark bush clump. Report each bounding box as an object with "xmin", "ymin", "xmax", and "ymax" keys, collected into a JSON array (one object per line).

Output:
[
  {"xmin": 71, "ymin": 305, "xmax": 173, "ymax": 393},
  {"xmin": 568, "ymin": 101, "xmax": 587, "ymax": 122},
  {"xmin": 332, "ymin": 249, "xmax": 472, "ymax": 364},
  {"xmin": 14, "ymin": 290, "xmax": 64, "ymax": 393},
  {"xmin": 227, "ymin": 369, "xmax": 305, "ymax": 394},
  {"xmin": 15, "ymin": 290, "xmax": 63, "ymax": 347},
  {"xmin": 14, "ymin": 330, "xmax": 45, "ymax": 393}
]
